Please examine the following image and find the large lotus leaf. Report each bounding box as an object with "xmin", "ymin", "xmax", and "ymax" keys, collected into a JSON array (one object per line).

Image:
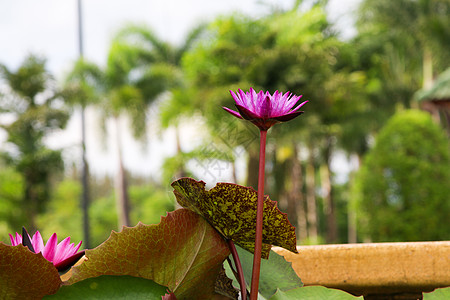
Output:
[
  {"xmin": 0, "ymin": 243, "xmax": 62, "ymax": 299},
  {"xmin": 269, "ymin": 286, "xmax": 362, "ymax": 300},
  {"xmin": 172, "ymin": 178, "xmax": 298, "ymax": 258},
  {"xmin": 44, "ymin": 275, "xmax": 167, "ymax": 299},
  {"xmin": 224, "ymin": 245, "xmax": 302, "ymax": 298},
  {"xmin": 66, "ymin": 209, "xmax": 230, "ymax": 299}
]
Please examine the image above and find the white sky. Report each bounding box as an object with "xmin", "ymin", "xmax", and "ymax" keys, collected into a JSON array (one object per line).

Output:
[{"xmin": 0, "ymin": 0, "xmax": 360, "ymax": 184}]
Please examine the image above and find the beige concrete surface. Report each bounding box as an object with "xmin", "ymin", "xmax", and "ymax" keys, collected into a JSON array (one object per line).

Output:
[{"xmin": 273, "ymin": 241, "xmax": 450, "ymax": 296}]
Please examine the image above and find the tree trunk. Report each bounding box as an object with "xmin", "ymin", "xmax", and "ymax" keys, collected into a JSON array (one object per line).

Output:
[
  {"xmin": 306, "ymin": 147, "xmax": 318, "ymax": 242},
  {"xmin": 444, "ymin": 110, "xmax": 450, "ymax": 138},
  {"xmin": 114, "ymin": 117, "xmax": 131, "ymax": 228},
  {"xmin": 347, "ymin": 153, "xmax": 360, "ymax": 244},
  {"xmin": 77, "ymin": 0, "xmax": 91, "ymax": 248},
  {"xmin": 80, "ymin": 106, "xmax": 91, "ymax": 248},
  {"xmin": 290, "ymin": 143, "xmax": 307, "ymax": 241},
  {"xmin": 322, "ymin": 162, "xmax": 337, "ymax": 244}
]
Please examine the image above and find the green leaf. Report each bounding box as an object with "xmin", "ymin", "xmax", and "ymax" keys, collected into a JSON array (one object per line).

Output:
[
  {"xmin": 270, "ymin": 286, "xmax": 363, "ymax": 300},
  {"xmin": 0, "ymin": 243, "xmax": 62, "ymax": 299},
  {"xmin": 424, "ymin": 287, "xmax": 450, "ymax": 300},
  {"xmin": 66, "ymin": 209, "xmax": 230, "ymax": 299},
  {"xmin": 44, "ymin": 275, "xmax": 167, "ymax": 299},
  {"xmin": 224, "ymin": 246, "xmax": 302, "ymax": 298},
  {"xmin": 172, "ymin": 178, "xmax": 298, "ymax": 259}
]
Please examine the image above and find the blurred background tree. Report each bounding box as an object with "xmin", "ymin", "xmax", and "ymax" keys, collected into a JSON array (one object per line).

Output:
[
  {"xmin": 0, "ymin": 55, "xmax": 69, "ymax": 232},
  {"xmin": 352, "ymin": 110, "xmax": 450, "ymax": 241}
]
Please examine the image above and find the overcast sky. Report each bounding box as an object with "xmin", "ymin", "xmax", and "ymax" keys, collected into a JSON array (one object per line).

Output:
[
  {"xmin": 0, "ymin": 0, "xmax": 360, "ymax": 183},
  {"xmin": 0, "ymin": 0, "xmax": 287, "ymax": 76}
]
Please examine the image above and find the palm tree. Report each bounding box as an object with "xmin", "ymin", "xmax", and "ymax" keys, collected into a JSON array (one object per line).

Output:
[
  {"xmin": 102, "ymin": 24, "xmax": 205, "ymax": 227},
  {"xmin": 114, "ymin": 24, "xmax": 207, "ymax": 182},
  {"xmin": 62, "ymin": 58, "xmax": 104, "ymax": 246}
]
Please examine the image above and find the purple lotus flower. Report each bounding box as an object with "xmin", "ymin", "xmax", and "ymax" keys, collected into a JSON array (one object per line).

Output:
[
  {"xmin": 223, "ymin": 88, "xmax": 308, "ymax": 130},
  {"xmin": 9, "ymin": 229, "xmax": 84, "ymax": 271}
]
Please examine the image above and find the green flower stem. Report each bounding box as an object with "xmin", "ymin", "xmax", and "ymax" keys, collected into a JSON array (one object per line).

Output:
[
  {"xmin": 250, "ymin": 129, "xmax": 267, "ymax": 299},
  {"xmin": 228, "ymin": 239, "xmax": 247, "ymax": 300}
]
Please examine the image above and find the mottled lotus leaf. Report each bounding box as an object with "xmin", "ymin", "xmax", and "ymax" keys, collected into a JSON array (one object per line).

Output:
[
  {"xmin": 0, "ymin": 243, "xmax": 62, "ymax": 299},
  {"xmin": 66, "ymin": 209, "xmax": 230, "ymax": 299},
  {"xmin": 171, "ymin": 178, "xmax": 298, "ymax": 259}
]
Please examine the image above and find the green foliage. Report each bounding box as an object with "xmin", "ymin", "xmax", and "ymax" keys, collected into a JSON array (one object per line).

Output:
[
  {"xmin": 36, "ymin": 178, "xmax": 112, "ymax": 248},
  {"xmin": 34, "ymin": 178, "xmax": 175, "ymax": 248},
  {"xmin": 61, "ymin": 58, "xmax": 104, "ymax": 108},
  {"xmin": 353, "ymin": 110, "xmax": 450, "ymax": 241},
  {"xmin": 270, "ymin": 286, "xmax": 362, "ymax": 300},
  {"xmin": 89, "ymin": 193, "xmax": 118, "ymax": 247},
  {"xmin": 45, "ymin": 276, "xmax": 167, "ymax": 299},
  {"xmin": 224, "ymin": 246, "xmax": 302, "ymax": 299},
  {"xmin": 0, "ymin": 166, "xmax": 24, "ymax": 241},
  {"xmin": 0, "ymin": 55, "xmax": 49, "ymax": 100},
  {"xmin": 129, "ymin": 184, "xmax": 175, "ymax": 226},
  {"xmin": 424, "ymin": 287, "xmax": 450, "ymax": 300},
  {"xmin": 355, "ymin": 0, "xmax": 450, "ymax": 114},
  {"xmin": 357, "ymin": 0, "xmax": 450, "ymax": 66},
  {"xmin": 159, "ymin": 87, "xmax": 199, "ymax": 128},
  {"xmin": 37, "ymin": 180, "xmax": 83, "ymax": 245},
  {"xmin": 89, "ymin": 182, "xmax": 176, "ymax": 247},
  {"xmin": 182, "ymin": 6, "xmax": 363, "ymax": 122}
]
